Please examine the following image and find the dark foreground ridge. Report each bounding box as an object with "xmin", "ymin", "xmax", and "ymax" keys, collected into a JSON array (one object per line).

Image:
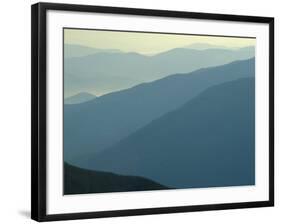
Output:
[{"xmin": 64, "ymin": 162, "xmax": 170, "ymax": 195}]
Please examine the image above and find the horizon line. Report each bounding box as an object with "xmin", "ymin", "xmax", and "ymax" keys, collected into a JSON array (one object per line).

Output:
[{"xmin": 65, "ymin": 43, "xmax": 255, "ymax": 57}]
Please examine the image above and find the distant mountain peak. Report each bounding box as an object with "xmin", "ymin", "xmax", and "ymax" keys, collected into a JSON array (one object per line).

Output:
[
  {"xmin": 65, "ymin": 92, "xmax": 96, "ymax": 104},
  {"xmin": 184, "ymin": 43, "xmax": 229, "ymax": 50},
  {"xmin": 64, "ymin": 44, "xmax": 122, "ymax": 58}
]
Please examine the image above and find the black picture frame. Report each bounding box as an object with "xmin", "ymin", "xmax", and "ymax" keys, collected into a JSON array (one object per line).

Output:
[{"xmin": 31, "ymin": 2, "xmax": 274, "ymax": 222}]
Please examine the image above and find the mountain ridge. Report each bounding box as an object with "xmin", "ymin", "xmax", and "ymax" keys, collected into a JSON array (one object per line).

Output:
[
  {"xmin": 64, "ymin": 162, "xmax": 170, "ymax": 194},
  {"xmin": 64, "ymin": 58, "xmax": 255, "ymax": 166},
  {"xmin": 65, "ymin": 92, "xmax": 96, "ymax": 104},
  {"xmin": 64, "ymin": 44, "xmax": 122, "ymax": 58},
  {"xmin": 64, "ymin": 47, "xmax": 255, "ymax": 96},
  {"xmin": 85, "ymin": 77, "xmax": 255, "ymax": 189}
]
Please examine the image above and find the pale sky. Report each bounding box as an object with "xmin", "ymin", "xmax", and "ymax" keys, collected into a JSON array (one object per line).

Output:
[{"xmin": 64, "ymin": 28, "xmax": 255, "ymax": 55}]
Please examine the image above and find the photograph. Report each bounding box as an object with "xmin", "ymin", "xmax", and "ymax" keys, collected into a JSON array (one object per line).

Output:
[{"xmin": 63, "ymin": 28, "xmax": 256, "ymax": 195}]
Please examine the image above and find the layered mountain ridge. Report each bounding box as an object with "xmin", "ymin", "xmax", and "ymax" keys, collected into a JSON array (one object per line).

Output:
[
  {"xmin": 64, "ymin": 58, "xmax": 255, "ymax": 166},
  {"xmin": 85, "ymin": 77, "xmax": 255, "ymax": 188}
]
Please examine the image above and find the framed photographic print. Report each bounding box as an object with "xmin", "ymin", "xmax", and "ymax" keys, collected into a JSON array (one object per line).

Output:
[{"xmin": 31, "ymin": 2, "xmax": 274, "ymax": 222}]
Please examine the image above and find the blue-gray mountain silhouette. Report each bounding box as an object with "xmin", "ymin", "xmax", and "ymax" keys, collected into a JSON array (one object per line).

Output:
[
  {"xmin": 86, "ymin": 78, "xmax": 255, "ymax": 188},
  {"xmin": 64, "ymin": 162, "xmax": 169, "ymax": 195},
  {"xmin": 64, "ymin": 92, "xmax": 96, "ymax": 104},
  {"xmin": 184, "ymin": 43, "xmax": 229, "ymax": 50},
  {"xmin": 64, "ymin": 58, "xmax": 254, "ymax": 165},
  {"xmin": 64, "ymin": 44, "xmax": 122, "ymax": 58},
  {"xmin": 65, "ymin": 47, "xmax": 254, "ymax": 96}
]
